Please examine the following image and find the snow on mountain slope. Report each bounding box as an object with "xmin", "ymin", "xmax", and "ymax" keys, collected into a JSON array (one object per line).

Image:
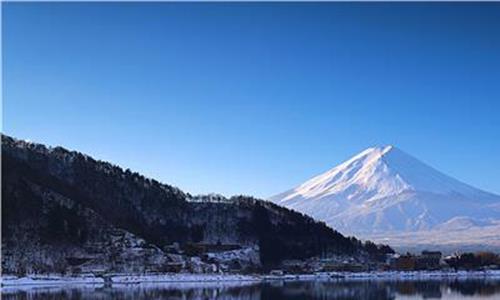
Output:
[{"xmin": 269, "ymin": 146, "xmax": 500, "ymax": 248}]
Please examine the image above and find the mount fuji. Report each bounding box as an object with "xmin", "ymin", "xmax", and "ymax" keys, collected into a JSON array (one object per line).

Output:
[{"xmin": 269, "ymin": 146, "xmax": 500, "ymax": 252}]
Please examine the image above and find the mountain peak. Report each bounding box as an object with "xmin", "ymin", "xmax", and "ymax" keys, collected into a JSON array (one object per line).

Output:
[
  {"xmin": 269, "ymin": 145, "xmax": 500, "ymax": 245},
  {"xmin": 381, "ymin": 144, "xmax": 394, "ymax": 153},
  {"xmin": 317, "ymin": 144, "xmax": 493, "ymax": 199},
  {"xmin": 374, "ymin": 144, "xmax": 395, "ymax": 153},
  {"xmin": 353, "ymin": 144, "xmax": 397, "ymax": 162}
]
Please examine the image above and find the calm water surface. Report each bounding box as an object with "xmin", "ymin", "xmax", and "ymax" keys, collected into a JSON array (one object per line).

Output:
[{"xmin": 2, "ymin": 279, "xmax": 500, "ymax": 299}]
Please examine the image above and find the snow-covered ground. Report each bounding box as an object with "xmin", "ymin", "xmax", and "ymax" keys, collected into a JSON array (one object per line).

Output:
[
  {"xmin": 263, "ymin": 270, "xmax": 500, "ymax": 281},
  {"xmin": 1, "ymin": 274, "xmax": 105, "ymax": 286},
  {"xmin": 110, "ymin": 273, "xmax": 261, "ymax": 284},
  {"xmin": 2, "ymin": 270, "xmax": 500, "ymax": 288},
  {"xmin": 0, "ymin": 273, "xmax": 260, "ymax": 287}
]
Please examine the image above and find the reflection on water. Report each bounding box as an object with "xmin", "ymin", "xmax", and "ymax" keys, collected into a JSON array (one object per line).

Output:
[{"xmin": 2, "ymin": 279, "xmax": 500, "ymax": 299}]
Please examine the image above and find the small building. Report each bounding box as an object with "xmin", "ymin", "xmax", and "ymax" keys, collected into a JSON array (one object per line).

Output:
[
  {"xmin": 393, "ymin": 255, "xmax": 416, "ymax": 271},
  {"xmin": 183, "ymin": 243, "xmax": 241, "ymax": 256},
  {"xmin": 322, "ymin": 262, "xmax": 365, "ymax": 272},
  {"xmin": 281, "ymin": 259, "xmax": 310, "ymax": 274},
  {"xmin": 270, "ymin": 269, "xmax": 284, "ymax": 276},
  {"xmin": 416, "ymin": 251, "xmax": 442, "ymax": 270}
]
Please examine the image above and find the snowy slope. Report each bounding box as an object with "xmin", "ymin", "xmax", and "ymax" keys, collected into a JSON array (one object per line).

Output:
[{"xmin": 269, "ymin": 146, "xmax": 500, "ymax": 248}]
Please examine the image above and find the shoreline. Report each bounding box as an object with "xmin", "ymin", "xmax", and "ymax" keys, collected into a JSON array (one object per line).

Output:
[{"xmin": 2, "ymin": 270, "xmax": 500, "ymax": 287}]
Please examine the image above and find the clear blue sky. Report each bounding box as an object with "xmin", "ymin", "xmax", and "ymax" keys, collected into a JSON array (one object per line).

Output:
[{"xmin": 3, "ymin": 3, "xmax": 500, "ymax": 197}]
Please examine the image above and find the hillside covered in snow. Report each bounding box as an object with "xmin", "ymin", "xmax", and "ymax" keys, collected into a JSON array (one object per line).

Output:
[{"xmin": 269, "ymin": 146, "xmax": 500, "ymax": 252}]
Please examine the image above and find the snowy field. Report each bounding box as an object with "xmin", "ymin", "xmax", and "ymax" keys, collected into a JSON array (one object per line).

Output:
[
  {"xmin": 0, "ymin": 273, "xmax": 260, "ymax": 287},
  {"xmin": 2, "ymin": 270, "xmax": 500, "ymax": 288}
]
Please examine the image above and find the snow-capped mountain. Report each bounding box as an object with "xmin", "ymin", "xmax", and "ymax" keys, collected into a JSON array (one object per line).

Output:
[{"xmin": 269, "ymin": 146, "xmax": 500, "ymax": 250}]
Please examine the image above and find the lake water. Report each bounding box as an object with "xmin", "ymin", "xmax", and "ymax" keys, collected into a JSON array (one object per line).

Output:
[{"xmin": 2, "ymin": 279, "xmax": 500, "ymax": 299}]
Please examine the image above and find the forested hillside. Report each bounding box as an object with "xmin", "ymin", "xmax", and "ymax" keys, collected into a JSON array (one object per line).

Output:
[{"xmin": 2, "ymin": 135, "xmax": 392, "ymax": 275}]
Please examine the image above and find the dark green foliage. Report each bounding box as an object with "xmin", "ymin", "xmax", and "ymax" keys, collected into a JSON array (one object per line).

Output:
[
  {"xmin": 248, "ymin": 199, "xmax": 371, "ymax": 266},
  {"xmin": 44, "ymin": 206, "xmax": 88, "ymax": 245},
  {"xmin": 190, "ymin": 225, "xmax": 205, "ymax": 242},
  {"xmin": 363, "ymin": 240, "xmax": 395, "ymax": 262},
  {"xmin": 252, "ymin": 202, "xmax": 283, "ymax": 266}
]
